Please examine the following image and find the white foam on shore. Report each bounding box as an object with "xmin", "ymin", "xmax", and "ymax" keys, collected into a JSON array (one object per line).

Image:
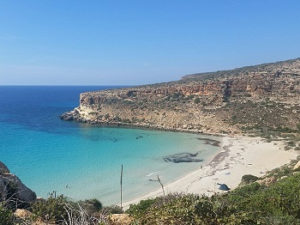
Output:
[{"xmin": 146, "ymin": 171, "xmax": 160, "ymax": 177}]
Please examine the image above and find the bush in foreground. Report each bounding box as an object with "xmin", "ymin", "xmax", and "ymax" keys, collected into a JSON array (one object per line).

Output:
[
  {"xmin": 240, "ymin": 174, "xmax": 258, "ymax": 185},
  {"xmin": 0, "ymin": 205, "xmax": 14, "ymax": 225},
  {"xmin": 31, "ymin": 192, "xmax": 69, "ymax": 223},
  {"xmin": 127, "ymin": 173, "xmax": 300, "ymax": 225},
  {"xmin": 30, "ymin": 192, "xmax": 105, "ymax": 224}
]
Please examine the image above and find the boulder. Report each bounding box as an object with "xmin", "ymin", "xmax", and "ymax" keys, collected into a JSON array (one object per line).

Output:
[
  {"xmin": 257, "ymin": 176, "xmax": 277, "ymax": 186},
  {"xmin": 280, "ymin": 176, "xmax": 288, "ymax": 180},
  {"xmin": 60, "ymin": 112, "xmax": 74, "ymax": 121},
  {"xmin": 0, "ymin": 161, "xmax": 36, "ymax": 208},
  {"xmin": 109, "ymin": 214, "xmax": 133, "ymax": 225},
  {"xmin": 240, "ymin": 174, "xmax": 259, "ymax": 186},
  {"xmin": 14, "ymin": 208, "xmax": 32, "ymax": 220},
  {"xmin": 217, "ymin": 183, "xmax": 230, "ymax": 191},
  {"xmin": 60, "ymin": 109, "xmax": 80, "ymax": 121},
  {"xmin": 293, "ymin": 161, "xmax": 300, "ymax": 171}
]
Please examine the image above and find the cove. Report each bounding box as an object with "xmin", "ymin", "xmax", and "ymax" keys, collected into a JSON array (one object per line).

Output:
[{"xmin": 0, "ymin": 86, "xmax": 220, "ymax": 205}]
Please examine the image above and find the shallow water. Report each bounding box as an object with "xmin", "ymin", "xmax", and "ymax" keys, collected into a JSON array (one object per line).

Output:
[{"xmin": 0, "ymin": 86, "xmax": 220, "ymax": 205}]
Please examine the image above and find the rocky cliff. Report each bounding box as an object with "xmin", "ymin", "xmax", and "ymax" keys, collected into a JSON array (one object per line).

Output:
[
  {"xmin": 0, "ymin": 161, "xmax": 36, "ymax": 209},
  {"xmin": 61, "ymin": 58, "xmax": 300, "ymax": 135}
]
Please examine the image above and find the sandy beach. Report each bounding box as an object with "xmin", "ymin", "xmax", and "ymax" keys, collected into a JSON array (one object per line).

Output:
[{"xmin": 124, "ymin": 136, "xmax": 298, "ymax": 208}]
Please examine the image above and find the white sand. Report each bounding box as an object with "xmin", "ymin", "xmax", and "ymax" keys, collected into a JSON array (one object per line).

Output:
[{"xmin": 124, "ymin": 136, "xmax": 298, "ymax": 208}]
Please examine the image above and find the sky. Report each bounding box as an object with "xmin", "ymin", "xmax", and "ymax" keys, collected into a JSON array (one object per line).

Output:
[{"xmin": 0, "ymin": 0, "xmax": 300, "ymax": 85}]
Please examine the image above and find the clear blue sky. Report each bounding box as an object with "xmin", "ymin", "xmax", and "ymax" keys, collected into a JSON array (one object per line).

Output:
[{"xmin": 0, "ymin": 0, "xmax": 299, "ymax": 85}]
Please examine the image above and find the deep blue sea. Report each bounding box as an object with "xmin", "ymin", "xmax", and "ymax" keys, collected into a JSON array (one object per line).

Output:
[{"xmin": 0, "ymin": 86, "xmax": 220, "ymax": 205}]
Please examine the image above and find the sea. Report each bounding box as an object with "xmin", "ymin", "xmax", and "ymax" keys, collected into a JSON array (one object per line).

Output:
[{"xmin": 0, "ymin": 86, "xmax": 220, "ymax": 205}]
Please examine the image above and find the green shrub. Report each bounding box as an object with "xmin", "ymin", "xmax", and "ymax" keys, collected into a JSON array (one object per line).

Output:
[
  {"xmin": 102, "ymin": 205, "xmax": 123, "ymax": 214},
  {"xmin": 194, "ymin": 98, "xmax": 200, "ymax": 104},
  {"xmin": 78, "ymin": 199, "xmax": 102, "ymax": 215},
  {"xmin": 172, "ymin": 92, "xmax": 182, "ymax": 99},
  {"xmin": 240, "ymin": 174, "xmax": 259, "ymax": 185},
  {"xmin": 31, "ymin": 193, "xmax": 103, "ymax": 223},
  {"xmin": 128, "ymin": 194, "xmax": 260, "ymax": 225},
  {"xmin": 128, "ymin": 174, "xmax": 300, "ymax": 224},
  {"xmin": 31, "ymin": 192, "xmax": 69, "ymax": 223},
  {"xmin": 224, "ymin": 174, "xmax": 300, "ymax": 223},
  {"xmin": 287, "ymin": 141, "xmax": 296, "ymax": 147},
  {"xmin": 127, "ymin": 198, "xmax": 155, "ymax": 218},
  {"xmin": 0, "ymin": 205, "xmax": 14, "ymax": 225}
]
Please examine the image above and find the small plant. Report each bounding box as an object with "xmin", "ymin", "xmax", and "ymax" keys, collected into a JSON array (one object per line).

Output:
[
  {"xmin": 31, "ymin": 192, "xmax": 69, "ymax": 223},
  {"xmin": 127, "ymin": 199, "xmax": 155, "ymax": 218},
  {"xmin": 240, "ymin": 174, "xmax": 259, "ymax": 185},
  {"xmin": 194, "ymin": 97, "xmax": 200, "ymax": 104},
  {"xmin": 31, "ymin": 193, "xmax": 104, "ymax": 224},
  {"xmin": 172, "ymin": 92, "xmax": 182, "ymax": 99},
  {"xmin": 104, "ymin": 114, "xmax": 110, "ymax": 120},
  {"xmin": 101, "ymin": 205, "xmax": 123, "ymax": 214},
  {"xmin": 297, "ymin": 123, "xmax": 300, "ymax": 131},
  {"xmin": 0, "ymin": 205, "xmax": 14, "ymax": 225},
  {"xmin": 62, "ymin": 203, "xmax": 103, "ymax": 225},
  {"xmin": 78, "ymin": 199, "xmax": 102, "ymax": 215}
]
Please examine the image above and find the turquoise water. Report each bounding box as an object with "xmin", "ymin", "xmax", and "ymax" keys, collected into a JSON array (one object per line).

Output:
[{"xmin": 0, "ymin": 86, "xmax": 220, "ymax": 205}]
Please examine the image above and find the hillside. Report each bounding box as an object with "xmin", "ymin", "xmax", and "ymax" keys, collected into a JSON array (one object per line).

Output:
[{"xmin": 61, "ymin": 58, "xmax": 300, "ymax": 136}]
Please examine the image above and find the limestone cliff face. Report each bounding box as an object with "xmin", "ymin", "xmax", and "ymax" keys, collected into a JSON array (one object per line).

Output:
[{"xmin": 61, "ymin": 58, "xmax": 300, "ymax": 134}]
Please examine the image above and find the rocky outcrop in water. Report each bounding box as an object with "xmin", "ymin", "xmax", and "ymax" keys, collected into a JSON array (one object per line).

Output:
[
  {"xmin": 61, "ymin": 58, "xmax": 300, "ymax": 135},
  {"xmin": 0, "ymin": 161, "xmax": 36, "ymax": 208},
  {"xmin": 163, "ymin": 152, "xmax": 203, "ymax": 163}
]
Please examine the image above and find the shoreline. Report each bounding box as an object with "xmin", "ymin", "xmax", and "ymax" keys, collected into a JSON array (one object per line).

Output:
[
  {"xmin": 123, "ymin": 135, "xmax": 298, "ymax": 209},
  {"xmin": 63, "ymin": 114, "xmax": 227, "ymax": 137}
]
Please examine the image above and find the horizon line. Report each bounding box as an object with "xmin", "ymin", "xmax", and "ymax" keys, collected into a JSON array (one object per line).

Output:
[{"xmin": 0, "ymin": 84, "xmax": 136, "ymax": 87}]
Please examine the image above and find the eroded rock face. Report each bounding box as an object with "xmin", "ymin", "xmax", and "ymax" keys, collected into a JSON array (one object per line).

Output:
[
  {"xmin": 0, "ymin": 161, "xmax": 9, "ymax": 174},
  {"xmin": 61, "ymin": 58, "xmax": 300, "ymax": 135},
  {"xmin": 60, "ymin": 109, "xmax": 79, "ymax": 121},
  {"xmin": 0, "ymin": 161, "xmax": 36, "ymax": 208}
]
